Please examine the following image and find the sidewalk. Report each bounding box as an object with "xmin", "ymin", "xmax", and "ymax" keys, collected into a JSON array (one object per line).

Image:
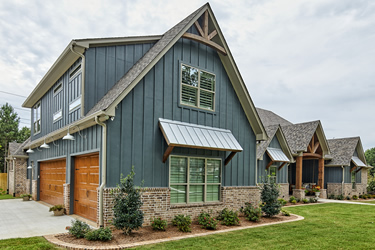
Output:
[{"xmin": 319, "ymin": 198, "xmax": 375, "ymax": 206}]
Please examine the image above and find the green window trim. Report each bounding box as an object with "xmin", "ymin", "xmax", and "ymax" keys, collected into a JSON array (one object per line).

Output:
[
  {"xmin": 351, "ymin": 171, "xmax": 356, "ymax": 190},
  {"xmin": 170, "ymin": 156, "xmax": 221, "ymax": 204},
  {"xmin": 180, "ymin": 64, "xmax": 216, "ymax": 111},
  {"xmin": 268, "ymin": 166, "xmax": 277, "ymax": 184}
]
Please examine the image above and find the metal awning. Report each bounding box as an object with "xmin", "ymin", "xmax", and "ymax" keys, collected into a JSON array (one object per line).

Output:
[
  {"xmin": 351, "ymin": 156, "xmax": 366, "ymax": 167},
  {"xmin": 266, "ymin": 147, "xmax": 290, "ymax": 162},
  {"xmin": 159, "ymin": 118, "xmax": 242, "ymax": 165}
]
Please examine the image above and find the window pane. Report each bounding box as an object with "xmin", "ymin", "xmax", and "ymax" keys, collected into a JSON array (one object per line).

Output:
[
  {"xmin": 53, "ymin": 110, "xmax": 62, "ymax": 121},
  {"xmin": 200, "ymin": 71, "xmax": 215, "ymax": 91},
  {"xmin": 170, "ymin": 157, "xmax": 187, "ymax": 184},
  {"xmin": 69, "ymin": 97, "xmax": 81, "ymax": 111},
  {"xmin": 170, "ymin": 185, "xmax": 186, "ymax": 203},
  {"xmin": 207, "ymin": 160, "xmax": 220, "ymax": 183},
  {"xmin": 181, "ymin": 85, "xmax": 197, "ymax": 106},
  {"xmin": 270, "ymin": 167, "xmax": 276, "ymax": 177},
  {"xmin": 189, "ymin": 158, "xmax": 205, "ymax": 183},
  {"xmin": 206, "ymin": 185, "xmax": 220, "ymax": 201},
  {"xmin": 182, "ymin": 65, "xmax": 198, "ymax": 87},
  {"xmin": 189, "ymin": 185, "xmax": 204, "ymax": 202},
  {"xmin": 199, "ymin": 90, "xmax": 214, "ymax": 110}
]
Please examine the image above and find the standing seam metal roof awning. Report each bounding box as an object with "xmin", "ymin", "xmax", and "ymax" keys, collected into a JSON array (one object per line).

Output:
[
  {"xmin": 266, "ymin": 147, "xmax": 290, "ymax": 162},
  {"xmin": 159, "ymin": 118, "xmax": 243, "ymax": 152},
  {"xmin": 351, "ymin": 156, "xmax": 366, "ymax": 167}
]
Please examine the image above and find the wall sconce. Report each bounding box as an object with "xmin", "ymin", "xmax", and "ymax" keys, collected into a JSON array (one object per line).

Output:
[
  {"xmin": 26, "ymin": 141, "xmax": 34, "ymax": 154},
  {"xmin": 63, "ymin": 125, "xmax": 85, "ymax": 141},
  {"xmin": 40, "ymin": 137, "xmax": 50, "ymax": 149}
]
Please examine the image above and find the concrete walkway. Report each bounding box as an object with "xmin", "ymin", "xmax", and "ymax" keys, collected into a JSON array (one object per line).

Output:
[
  {"xmin": 0, "ymin": 199, "xmax": 74, "ymax": 240},
  {"xmin": 319, "ymin": 198, "xmax": 375, "ymax": 206}
]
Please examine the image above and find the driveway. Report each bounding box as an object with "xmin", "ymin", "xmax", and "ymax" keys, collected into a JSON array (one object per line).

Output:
[{"xmin": 0, "ymin": 199, "xmax": 74, "ymax": 240}]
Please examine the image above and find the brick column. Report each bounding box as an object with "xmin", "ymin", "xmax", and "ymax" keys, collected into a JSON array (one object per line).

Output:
[
  {"xmin": 295, "ymin": 156, "xmax": 303, "ymax": 189},
  {"xmin": 318, "ymin": 158, "xmax": 324, "ymax": 188}
]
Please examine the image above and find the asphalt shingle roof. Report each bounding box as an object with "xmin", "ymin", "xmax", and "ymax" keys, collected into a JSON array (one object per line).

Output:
[
  {"xmin": 326, "ymin": 137, "xmax": 360, "ymax": 166},
  {"xmin": 281, "ymin": 121, "xmax": 320, "ymax": 154},
  {"xmin": 8, "ymin": 138, "xmax": 30, "ymax": 156},
  {"xmin": 257, "ymin": 125, "xmax": 279, "ymax": 159},
  {"xmin": 256, "ymin": 108, "xmax": 293, "ymax": 127}
]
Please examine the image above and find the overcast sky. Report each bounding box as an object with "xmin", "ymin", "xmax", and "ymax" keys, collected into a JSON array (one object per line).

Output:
[{"xmin": 1, "ymin": 0, "xmax": 374, "ymax": 150}]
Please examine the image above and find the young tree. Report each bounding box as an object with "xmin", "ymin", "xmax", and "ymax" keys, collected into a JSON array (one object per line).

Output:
[
  {"xmin": 259, "ymin": 177, "xmax": 282, "ymax": 217},
  {"xmin": 0, "ymin": 103, "xmax": 20, "ymax": 173},
  {"xmin": 111, "ymin": 167, "xmax": 144, "ymax": 235},
  {"xmin": 365, "ymin": 148, "xmax": 375, "ymax": 176}
]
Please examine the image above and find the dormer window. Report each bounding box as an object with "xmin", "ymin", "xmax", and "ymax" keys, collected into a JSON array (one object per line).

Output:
[
  {"xmin": 180, "ymin": 64, "xmax": 215, "ymax": 111},
  {"xmin": 33, "ymin": 101, "xmax": 41, "ymax": 134}
]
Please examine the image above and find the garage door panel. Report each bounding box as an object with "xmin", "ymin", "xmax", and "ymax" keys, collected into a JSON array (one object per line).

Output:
[{"xmin": 40, "ymin": 159, "xmax": 66, "ymax": 206}]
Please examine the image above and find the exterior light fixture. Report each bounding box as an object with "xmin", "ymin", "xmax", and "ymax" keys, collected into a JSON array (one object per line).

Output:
[
  {"xmin": 27, "ymin": 165, "xmax": 32, "ymax": 169},
  {"xmin": 26, "ymin": 148, "xmax": 34, "ymax": 154},
  {"xmin": 40, "ymin": 138, "xmax": 50, "ymax": 149},
  {"xmin": 63, "ymin": 124, "xmax": 85, "ymax": 141}
]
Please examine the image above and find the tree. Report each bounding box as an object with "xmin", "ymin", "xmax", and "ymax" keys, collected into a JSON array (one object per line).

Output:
[
  {"xmin": 365, "ymin": 148, "xmax": 375, "ymax": 177},
  {"xmin": 17, "ymin": 126, "xmax": 31, "ymax": 143},
  {"xmin": 259, "ymin": 178, "xmax": 282, "ymax": 217},
  {"xmin": 0, "ymin": 103, "xmax": 20, "ymax": 173}
]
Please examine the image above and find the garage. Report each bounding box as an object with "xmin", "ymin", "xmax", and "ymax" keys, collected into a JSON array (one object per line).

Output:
[
  {"xmin": 74, "ymin": 153, "xmax": 99, "ymax": 222},
  {"xmin": 39, "ymin": 159, "xmax": 66, "ymax": 205}
]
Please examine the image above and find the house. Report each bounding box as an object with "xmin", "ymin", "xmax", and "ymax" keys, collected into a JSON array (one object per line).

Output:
[{"xmin": 22, "ymin": 3, "xmax": 268, "ymax": 226}]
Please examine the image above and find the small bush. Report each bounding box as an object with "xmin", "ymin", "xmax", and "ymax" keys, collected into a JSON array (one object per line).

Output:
[
  {"xmin": 346, "ymin": 196, "xmax": 351, "ymax": 200},
  {"xmin": 20, "ymin": 194, "xmax": 32, "ymax": 198},
  {"xmin": 0, "ymin": 188, "xmax": 6, "ymax": 195},
  {"xmin": 328, "ymin": 194, "xmax": 335, "ymax": 199},
  {"xmin": 296, "ymin": 198, "xmax": 300, "ymax": 203},
  {"xmin": 336, "ymin": 194, "xmax": 344, "ymax": 200},
  {"xmin": 173, "ymin": 215, "xmax": 191, "ymax": 232},
  {"xmin": 289, "ymin": 196, "xmax": 296, "ymax": 202},
  {"xmin": 68, "ymin": 220, "xmax": 91, "ymax": 239},
  {"xmin": 198, "ymin": 212, "xmax": 217, "ymax": 230},
  {"xmin": 49, "ymin": 204, "xmax": 64, "ymax": 212},
  {"xmin": 363, "ymin": 195, "xmax": 367, "ymax": 199},
  {"xmin": 151, "ymin": 217, "xmax": 167, "ymax": 231},
  {"xmin": 240, "ymin": 202, "xmax": 262, "ymax": 222},
  {"xmin": 309, "ymin": 197, "xmax": 318, "ymax": 203},
  {"xmin": 260, "ymin": 181, "xmax": 282, "ymax": 217},
  {"xmin": 291, "ymin": 200, "xmax": 297, "ymax": 205},
  {"xmin": 281, "ymin": 209, "xmax": 290, "ymax": 216},
  {"xmin": 85, "ymin": 227, "xmax": 112, "ymax": 241},
  {"xmin": 278, "ymin": 198, "xmax": 287, "ymax": 206},
  {"xmin": 352, "ymin": 195, "xmax": 358, "ymax": 200},
  {"xmin": 302, "ymin": 198, "xmax": 309, "ymax": 204},
  {"xmin": 217, "ymin": 208, "xmax": 240, "ymax": 226},
  {"xmin": 359, "ymin": 195, "xmax": 363, "ymax": 199}
]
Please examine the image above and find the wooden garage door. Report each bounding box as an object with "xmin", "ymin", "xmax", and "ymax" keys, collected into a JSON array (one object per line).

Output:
[
  {"xmin": 40, "ymin": 159, "xmax": 66, "ymax": 205},
  {"xmin": 74, "ymin": 153, "xmax": 99, "ymax": 222}
]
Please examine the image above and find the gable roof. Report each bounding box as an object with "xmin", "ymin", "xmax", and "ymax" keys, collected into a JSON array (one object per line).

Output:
[
  {"xmin": 8, "ymin": 142, "xmax": 21, "ymax": 156},
  {"xmin": 8, "ymin": 138, "xmax": 29, "ymax": 157},
  {"xmin": 326, "ymin": 137, "xmax": 367, "ymax": 166},
  {"xmin": 256, "ymin": 108, "xmax": 293, "ymax": 127}
]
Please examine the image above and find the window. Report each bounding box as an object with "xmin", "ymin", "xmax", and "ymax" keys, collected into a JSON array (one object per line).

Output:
[
  {"xmin": 53, "ymin": 82, "xmax": 63, "ymax": 95},
  {"xmin": 69, "ymin": 96, "xmax": 81, "ymax": 112},
  {"xmin": 269, "ymin": 166, "xmax": 277, "ymax": 184},
  {"xmin": 170, "ymin": 156, "xmax": 221, "ymax": 204},
  {"xmin": 53, "ymin": 110, "xmax": 62, "ymax": 122},
  {"xmin": 33, "ymin": 102, "xmax": 41, "ymax": 134},
  {"xmin": 351, "ymin": 171, "xmax": 356, "ymax": 189},
  {"xmin": 69, "ymin": 64, "xmax": 81, "ymax": 79},
  {"xmin": 180, "ymin": 64, "xmax": 215, "ymax": 111}
]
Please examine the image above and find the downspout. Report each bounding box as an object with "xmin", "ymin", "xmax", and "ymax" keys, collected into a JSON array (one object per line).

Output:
[
  {"xmin": 95, "ymin": 116, "xmax": 107, "ymax": 227},
  {"xmin": 6, "ymin": 159, "xmax": 9, "ymax": 194},
  {"xmin": 70, "ymin": 43, "xmax": 86, "ymax": 117},
  {"xmin": 13, "ymin": 158, "xmax": 16, "ymax": 197},
  {"xmin": 255, "ymin": 158, "xmax": 258, "ymax": 185},
  {"xmin": 341, "ymin": 166, "xmax": 344, "ymax": 195}
]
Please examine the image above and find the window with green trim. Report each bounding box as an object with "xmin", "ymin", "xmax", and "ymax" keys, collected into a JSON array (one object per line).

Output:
[
  {"xmin": 180, "ymin": 64, "xmax": 215, "ymax": 111},
  {"xmin": 170, "ymin": 156, "xmax": 221, "ymax": 204},
  {"xmin": 269, "ymin": 166, "xmax": 277, "ymax": 184},
  {"xmin": 351, "ymin": 171, "xmax": 356, "ymax": 189}
]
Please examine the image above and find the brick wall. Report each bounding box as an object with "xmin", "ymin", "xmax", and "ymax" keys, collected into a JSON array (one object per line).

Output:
[
  {"xmin": 327, "ymin": 183, "xmax": 367, "ymax": 197},
  {"xmin": 8, "ymin": 158, "xmax": 28, "ymax": 197},
  {"xmin": 63, "ymin": 184, "xmax": 70, "ymax": 214},
  {"xmin": 32, "ymin": 180, "xmax": 37, "ymax": 200},
  {"xmin": 99, "ymin": 186, "xmax": 261, "ymax": 227},
  {"xmin": 278, "ymin": 183, "xmax": 289, "ymax": 200}
]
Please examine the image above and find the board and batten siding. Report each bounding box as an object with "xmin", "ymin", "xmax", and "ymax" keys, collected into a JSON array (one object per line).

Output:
[
  {"xmin": 257, "ymin": 137, "xmax": 288, "ymax": 183},
  {"xmin": 31, "ymin": 59, "xmax": 82, "ymax": 141},
  {"xmin": 84, "ymin": 43, "xmax": 155, "ymax": 114},
  {"xmin": 105, "ymin": 37, "xmax": 257, "ymax": 188}
]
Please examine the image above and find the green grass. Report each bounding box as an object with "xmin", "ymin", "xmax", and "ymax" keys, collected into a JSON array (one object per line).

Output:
[
  {"xmin": 0, "ymin": 194, "xmax": 18, "ymax": 200},
  {"xmin": 0, "ymin": 237, "xmax": 59, "ymax": 250},
  {"xmin": 136, "ymin": 204, "xmax": 375, "ymax": 249}
]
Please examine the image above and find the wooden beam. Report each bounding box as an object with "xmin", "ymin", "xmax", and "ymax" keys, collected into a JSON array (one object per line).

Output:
[
  {"xmin": 307, "ymin": 144, "xmax": 312, "ymax": 153},
  {"xmin": 350, "ymin": 166, "xmax": 357, "ymax": 173},
  {"xmin": 194, "ymin": 21, "xmax": 205, "ymax": 37},
  {"xmin": 312, "ymin": 141, "xmax": 320, "ymax": 154},
  {"xmin": 303, "ymin": 153, "xmax": 322, "ymax": 158},
  {"xmin": 356, "ymin": 167, "xmax": 363, "ymax": 173},
  {"xmin": 296, "ymin": 156, "xmax": 303, "ymax": 189},
  {"xmin": 266, "ymin": 160, "xmax": 274, "ymax": 170},
  {"xmin": 318, "ymin": 158, "xmax": 324, "ymax": 188},
  {"xmin": 311, "ymin": 135, "xmax": 314, "ymax": 149},
  {"xmin": 224, "ymin": 152, "xmax": 237, "ymax": 166},
  {"xmin": 162, "ymin": 146, "xmax": 174, "ymax": 163},
  {"xmin": 182, "ymin": 33, "xmax": 227, "ymax": 55},
  {"xmin": 278, "ymin": 162, "xmax": 287, "ymax": 171},
  {"xmin": 203, "ymin": 10, "xmax": 208, "ymax": 38},
  {"xmin": 207, "ymin": 30, "xmax": 217, "ymax": 40}
]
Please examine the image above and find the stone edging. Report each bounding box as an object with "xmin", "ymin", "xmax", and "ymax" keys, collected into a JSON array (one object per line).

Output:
[{"xmin": 44, "ymin": 214, "xmax": 304, "ymax": 249}]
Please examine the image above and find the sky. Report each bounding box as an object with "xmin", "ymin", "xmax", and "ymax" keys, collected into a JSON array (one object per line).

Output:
[{"xmin": 0, "ymin": 0, "xmax": 374, "ymax": 150}]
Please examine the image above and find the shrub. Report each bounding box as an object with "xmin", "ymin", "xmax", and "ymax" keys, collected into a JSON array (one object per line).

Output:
[
  {"xmin": 217, "ymin": 208, "xmax": 240, "ymax": 226},
  {"xmin": 359, "ymin": 195, "xmax": 363, "ymax": 199},
  {"xmin": 68, "ymin": 220, "xmax": 91, "ymax": 239},
  {"xmin": 352, "ymin": 195, "xmax": 358, "ymax": 200},
  {"xmin": 240, "ymin": 202, "xmax": 262, "ymax": 222},
  {"xmin": 363, "ymin": 195, "xmax": 367, "ymax": 199},
  {"xmin": 289, "ymin": 196, "xmax": 296, "ymax": 202},
  {"xmin": 112, "ymin": 167, "xmax": 144, "ymax": 235},
  {"xmin": 151, "ymin": 217, "xmax": 167, "ymax": 231},
  {"xmin": 0, "ymin": 188, "xmax": 6, "ymax": 195},
  {"xmin": 260, "ymin": 181, "xmax": 281, "ymax": 217},
  {"xmin": 346, "ymin": 196, "xmax": 351, "ymax": 200},
  {"xmin": 291, "ymin": 200, "xmax": 297, "ymax": 205},
  {"xmin": 172, "ymin": 215, "xmax": 191, "ymax": 232},
  {"xmin": 296, "ymin": 198, "xmax": 300, "ymax": 203},
  {"xmin": 281, "ymin": 209, "xmax": 290, "ymax": 216},
  {"xmin": 309, "ymin": 197, "xmax": 318, "ymax": 203},
  {"xmin": 49, "ymin": 204, "xmax": 64, "ymax": 212},
  {"xmin": 328, "ymin": 194, "xmax": 335, "ymax": 199},
  {"xmin": 85, "ymin": 227, "xmax": 112, "ymax": 241},
  {"xmin": 367, "ymin": 180, "xmax": 375, "ymax": 193},
  {"xmin": 198, "ymin": 212, "xmax": 217, "ymax": 230},
  {"xmin": 336, "ymin": 194, "xmax": 344, "ymax": 200},
  {"xmin": 20, "ymin": 193, "xmax": 32, "ymax": 198},
  {"xmin": 302, "ymin": 198, "xmax": 309, "ymax": 204},
  {"xmin": 278, "ymin": 198, "xmax": 287, "ymax": 206}
]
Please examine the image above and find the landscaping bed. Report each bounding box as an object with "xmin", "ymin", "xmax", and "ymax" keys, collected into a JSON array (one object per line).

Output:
[{"xmin": 54, "ymin": 214, "xmax": 297, "ymax": 248}]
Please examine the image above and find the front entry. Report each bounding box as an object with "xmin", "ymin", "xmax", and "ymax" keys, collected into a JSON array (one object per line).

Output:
[
  {"xmin": 40, "ymin": 158, "xmax": 66, "ymax": 205},
  {"xmin": 74, "ymin": 153, "xmax": 99, "ymax": 222}
]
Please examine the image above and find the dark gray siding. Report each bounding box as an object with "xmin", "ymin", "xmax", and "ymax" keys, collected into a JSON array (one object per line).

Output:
[
  {"xmin": 31, "ymin": 59, "xmax": 82, "ymax": 140},
  {"xmin": 105, "ymin": 37, "xmax": 257, "ymax": 187},
  {"xmin": 84, "ymin": 43, "xmax": 154, "ymax": 115},
  {"xmin": 324, "ymin": 167, "xmax": 343, "ymax": 189}
]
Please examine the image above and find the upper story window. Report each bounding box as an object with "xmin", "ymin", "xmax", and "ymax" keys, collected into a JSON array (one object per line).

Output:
[
  {"xmin": 53, "ymin": 82, "xmax": 63, "ymax": 122},
  {"xmin": 69, "ymin": 64, "xmax": 81, "ymax": 79},
  {"xmin": 53, "ymin": 82, "xmax": 63, "ymax": 96},
  {"xmin": 33, "ymin": 102, "xmax": 41, "ymax": 134},
  {"xmin": 180, "ymin": 64, "xmax": 215, "ymax": 111},
  {"xmin": 170, "ymin": 156, "xmax": 221, "ymax": 204}
]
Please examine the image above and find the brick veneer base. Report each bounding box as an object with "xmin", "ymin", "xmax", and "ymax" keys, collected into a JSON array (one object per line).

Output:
[
  {"xmin": 8, "ymin": 158, "xmax": 28, "ymax": 197},
  {"xmin": 99, "ymin": 186, "xmax": 261, "ymax": 227},
  {"xmin": 32, "ymin": 180, "xmax": 37, "ymax": 200},
  {"xmin": 278, "ymin": 183, "xmax": 289, "ymax": 200},
  {"xmin": 63, "ymin": 184, "xmax": 70, "ymax": 215},
  {"xmin": 327, "ymin": 183, "xmax": 367, "ymax": 197},
  {"xmin": 292, "ymin": 189, "xmax": 305, "ymax": 200}
]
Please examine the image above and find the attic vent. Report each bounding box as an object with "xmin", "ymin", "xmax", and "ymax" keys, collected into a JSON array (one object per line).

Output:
[
  {"xmin": 53, "ymin": 82, "xmax": 62, "ymax": 95},
  {"xmin": 70, "ymin": 64, "xmax": 81, "ymax": 79}
]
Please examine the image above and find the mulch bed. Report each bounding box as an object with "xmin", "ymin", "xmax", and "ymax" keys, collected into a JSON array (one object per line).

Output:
[{"xmin": 55, "ymin": 214, "xmax": 297, "ymax": 247}]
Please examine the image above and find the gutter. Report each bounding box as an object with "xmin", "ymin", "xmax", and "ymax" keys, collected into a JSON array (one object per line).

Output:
[
  {"xmin": 95, "ymin": 116, "xmax": 108, "ymax": 227},
  {"xmin": 70, "ymin": 43, "xmax": 86, "ymax": 117}
]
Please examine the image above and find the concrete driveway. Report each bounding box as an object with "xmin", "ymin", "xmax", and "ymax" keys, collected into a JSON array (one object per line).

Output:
[{"xmin": 0, "ymin": 199, "xmax": 74, "ymax": 240}]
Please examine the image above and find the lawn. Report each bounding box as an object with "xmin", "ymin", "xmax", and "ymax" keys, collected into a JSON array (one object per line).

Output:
[
  {"xmin": 136, "ymin": 203, "xmax": 375, "ymax": 249},
  {"xmin": 0, "ymin": 237, "xmax": 59, "ymax": 250},
  {"xmin": 0, "ymin": 194, "xmax": 18, "ymax": 200}
]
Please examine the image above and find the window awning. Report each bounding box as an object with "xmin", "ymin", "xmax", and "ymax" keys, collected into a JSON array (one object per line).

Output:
[
  {"xmin": 266, "ymin": 147, "xmax": 290, "ymax": 163},
  {"xmin": 159, "ymin": 118, "xmax": 242, "ymax": 165},
  {"xmin": 351, "ymin": 156, "xmax": 366, "ymax": 167}
]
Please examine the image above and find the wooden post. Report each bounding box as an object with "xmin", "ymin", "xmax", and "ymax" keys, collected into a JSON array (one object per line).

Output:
[
  {"xmin": 296, "ymin": 156, "xmax": 303, "ymax": 189},
  {"xmin": 162, "ymin": 146, "xmax": 174, "ymax": 163},
  {"xmin": 318, "ymin": 158, "xmax": 324, "ymax": 188}
]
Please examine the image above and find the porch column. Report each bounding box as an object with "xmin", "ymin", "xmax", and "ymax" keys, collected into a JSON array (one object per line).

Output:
[
  {"xmin": 296, "ymin": 155, "xmax": 303, "ymax": 189},
  {"xmin": 318, "ymin": 158, "xmax": 324, "ymax": 188}
]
